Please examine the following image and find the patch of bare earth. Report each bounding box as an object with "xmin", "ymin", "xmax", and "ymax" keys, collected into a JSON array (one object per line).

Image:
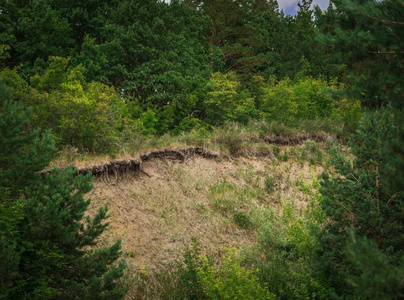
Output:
[
  {"xmin": 88, "ymin": 156, "xmax": 259, "ymax": 268},
  {"xmin": 86, "ymin": 146, "xmax": 324, "ymax": 270}
]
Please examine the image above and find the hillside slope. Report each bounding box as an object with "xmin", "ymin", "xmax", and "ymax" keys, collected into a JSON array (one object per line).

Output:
[{"xmin": 83, "ymin": 143, "xmax": 326, "ymax": 279}]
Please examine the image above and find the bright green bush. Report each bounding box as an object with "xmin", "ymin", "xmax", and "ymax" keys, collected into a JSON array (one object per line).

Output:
[
  {"xmin": 249, "ymin": 197, "xmax": 333, "ymax": 299},
  {"xmin": 331, "ymin": 98, "xmax": 362, "ymax": 133},
  {"xmin": 260, "ymin": 77, "xmax": 339, "ymax": 124},
  {"xmin": 2, "ymin": 57, "xmax": 130, "ymax": 152},
  {"xmin": 197, "ymin": 249, "xmax": 275, "ymax": 300},
  {"xmin": 204, "ymin": 72, "xmax": 257, "ymax": 126},
  {"xmin": 139, "ymin": 109, "xmax": 159, "ymax": 136}
]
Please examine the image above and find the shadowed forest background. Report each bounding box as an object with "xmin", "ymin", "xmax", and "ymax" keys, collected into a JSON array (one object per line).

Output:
[{"xmin": 0, "ymin": 0, "xmax": 403, "ymax": 299}]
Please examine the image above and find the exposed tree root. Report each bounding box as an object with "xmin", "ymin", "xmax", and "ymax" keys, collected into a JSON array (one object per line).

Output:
[
  {"xmin": 264, "ymin": 134, "xmax": 326, "ymax": 145},
  {"xmin": 40, "ymin": 147, "xmax": 220, "ymax": 179}
]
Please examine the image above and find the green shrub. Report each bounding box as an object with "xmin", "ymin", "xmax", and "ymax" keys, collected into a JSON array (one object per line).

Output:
[
  {"xmin": 233, "ymin": 210, "xmax": 252, "ymax": 229},
  {"xmin": 177, "ymin": 240, "xmax": 208, "ymax": 299},
  {"xmin": 140, "ymin": 109, "xmax": 159, "ymax": 136},
  {"xmin": 331, "ymin": 98, "xmax": 362, "ymax": 133},
  {"xmin": 2, "ymin": 57, "xmax": 130, "ymax": 153},
  {"xmin": 246, "ymin": 197, "xmax": 332, "ymax": 299},
  {"xmin": 198, "ymin": 249, "xmax": 275, "ymax": 300},
  {"xmin": 260, "ymin": 77, "xmax": 339, "ymax": 125},
  {"xmin": 204, "ymin": 72, "xmax": 257, "ymax": 126}
]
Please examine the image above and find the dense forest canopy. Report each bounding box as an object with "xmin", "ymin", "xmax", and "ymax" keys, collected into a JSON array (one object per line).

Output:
[{"xmin": 0, "ymin": 0, "xmax": 403, "ymax": 298}]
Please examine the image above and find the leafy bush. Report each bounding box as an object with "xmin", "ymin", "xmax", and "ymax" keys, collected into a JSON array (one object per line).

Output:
[
  {"xmin": 197, "ymin": 249, "xmax": 275, "ymax": 300},
  {"xmin": 260, "ymin": 77, "xmax": 339, "ymax": 125},
  {"xmin": 2, "ymin": 57, "xmax": 130, "ymax": 153},
  {"xmin": 331, "ymin": 98, "xmax": 362, "ymax": 133},
  {"xmin": 204, "ymin": 72, "xmax": 256, "ymax": 126},
  {"xmin": 176, "ymin": 240, "xmax": 207, "ymax": 299}
]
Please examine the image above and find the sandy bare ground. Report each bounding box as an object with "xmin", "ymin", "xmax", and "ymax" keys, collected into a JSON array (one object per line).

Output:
[{"xmin": 86, "ymin": 146, "xmax": 323, "ymax": 269}]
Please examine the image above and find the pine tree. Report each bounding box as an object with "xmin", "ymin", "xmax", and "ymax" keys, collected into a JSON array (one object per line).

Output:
[
  {"xmin": 0, "ymin": 80, "xmax": 54, "ymax": 197},
  {"xmin": 317, "ymin": 0, "xmax": 404, "ymax": 108},
  {"xmin": 184, "ymin": 0, "xmax": 276, "ymax": 75},
  {"xmin": 319, "ymin": 108, "xmax": 404, "ymax": 297},
  {"xmin": 294, "ymin": 0, "xmax": 314, "ymax": 63},
  {"xmin": 0, "ymin": 80, "xmax": 127, "ymax": 299},
  {"xmin": 316, "ymin": 1, "xmax": 404, "ymax": 297}
]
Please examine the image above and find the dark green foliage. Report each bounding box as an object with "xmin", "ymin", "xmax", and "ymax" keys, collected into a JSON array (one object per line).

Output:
[
  {"xmin": 0, "ymin": 83, "xmax": 126, "ymax": 298},
  {"xmin": 346, "ymin": 232, "xmax": 404, "ymax": 299},
  {"xmin": 1, "ymin": 0, "xmax": 349, "ymax": 135},
  {"xmin": 0, "ymin": 79, "xmax": 54, "ymax": 196},
  {"xmin": 319, "ymin": 108, "xmax": 404, "ymax": 297},
  {"xmin": 314, "ymin": 1, "xmax": 404, "ymax": 297},
  {"xmin": 86, "ymin": 0, "xmax": 210, "ymax": 132},
  {"xmin": 0, "ymin": 0, "xmax": 74, "ymax": 75},
  {"xmin": 16, "ymin": 167, "xmax": 127, "ymax": 299},
  {"xmin": 233, "ymin": 210, "xmax": 253, "ymax": 229},
  {"xmin": 317, "ymin": 0, "xmax": 404, "ymax": 108}
]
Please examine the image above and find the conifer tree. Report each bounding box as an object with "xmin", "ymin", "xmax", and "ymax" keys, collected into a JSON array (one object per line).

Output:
[
  {"xmin": 315, "ymin": 2, "xmax": 404, "ymax": 298},
  {"xmin": 316, "ymin": 0, "xmax": 404, "ymax": 297},
  {"xmin": 0, "ymin": 81, "xmax": 127, "ymax": 299},
  {"xmin": 317, "ymin": 0, "xmax": 404, "ymax": 108},
  {"xmin": 319, "ymin": 108, "xmax": 404, "ymax": 297}
]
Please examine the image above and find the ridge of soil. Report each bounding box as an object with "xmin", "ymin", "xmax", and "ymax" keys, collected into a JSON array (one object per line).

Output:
[
  {"xmin": 40, "ymin": 147, "xmax": 221, "ymax": 178},
  {"xmin": 264, "ymin": 133, "xmax": 326, "ymax": 145},
  {"xmin": 42, "ymin": 135, "xmax": 329, "ymax": 178}
]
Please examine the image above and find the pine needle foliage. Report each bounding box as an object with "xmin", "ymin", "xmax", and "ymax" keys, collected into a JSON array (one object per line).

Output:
[
  {"xmin": 319, "ymin": 108, "xmax": 404, "ymax": 298},
  {"xmin": 0, "ymin": 82, "xmax": 127, "ymax": 299}
]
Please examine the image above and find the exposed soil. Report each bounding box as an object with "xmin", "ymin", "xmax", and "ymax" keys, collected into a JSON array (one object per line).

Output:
[
  {"xmin": 40, "ymin": 147, "xmax": 220, "ymax": 179},
  {"xmin": 87, "ymin": 156, "xmax": 264, "ymax": 268},
  {"xmin": 264, "ymin": 133, "xmax": 327, "ymax": 145},
  {"xmin": 42, "ymin": 142, "xmax": 326, "ymax": 274},
  {"xmin": 83, "ymin": 146, "xmax": 323, "ymax": 270}
]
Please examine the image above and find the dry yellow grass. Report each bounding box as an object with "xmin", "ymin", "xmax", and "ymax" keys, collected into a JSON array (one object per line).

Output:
[{"xmin": 49, "ymin": 135, "xmax": 338, "ymax": 298}]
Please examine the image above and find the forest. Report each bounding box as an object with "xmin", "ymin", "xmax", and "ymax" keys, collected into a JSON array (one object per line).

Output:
[{"xmin": 0, "ymin": 0, "xmax": 403, "ymax": 299}]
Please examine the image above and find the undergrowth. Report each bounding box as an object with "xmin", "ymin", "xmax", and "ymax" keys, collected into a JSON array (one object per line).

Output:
[{"xmin": 52, "ymin": 119, "xmax": 343, "ymax": 167}]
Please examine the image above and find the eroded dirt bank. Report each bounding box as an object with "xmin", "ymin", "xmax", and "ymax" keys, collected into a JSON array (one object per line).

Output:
[{"xmin": 83, "ymin": 144, "xmax": 324, "ymax": 269}]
